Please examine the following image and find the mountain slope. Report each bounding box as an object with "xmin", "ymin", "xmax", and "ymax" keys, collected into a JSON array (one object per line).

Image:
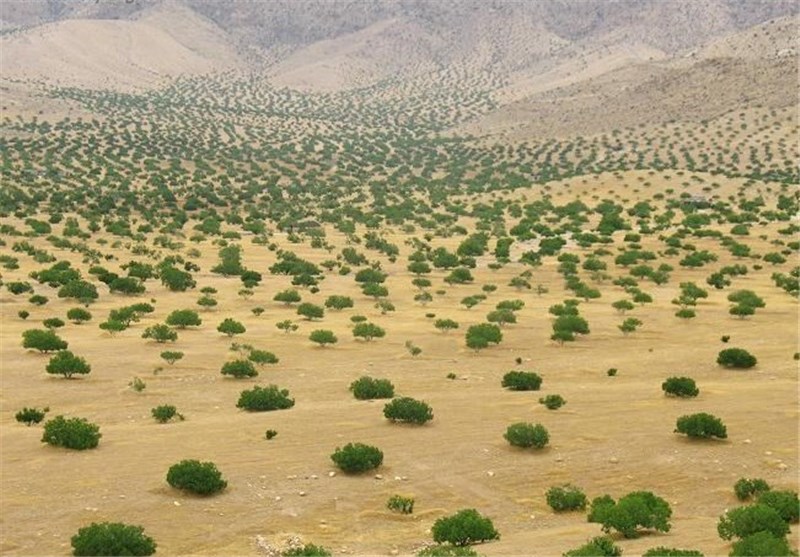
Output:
[{"xmin": 0, "ymin": 2, "xmax": 242, "ymax": 90}]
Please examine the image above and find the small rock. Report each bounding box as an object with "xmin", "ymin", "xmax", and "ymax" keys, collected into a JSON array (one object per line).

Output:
[
  {"xmin": 275, "ymin": 496, "xmax": 282, "ymax": 502},
  {"xmin": 765, "ymin": 451, "xmax": 773, "ymax": 456},
  {"xmin": 374, "ymin": 474, "xmax": 383, "ymax": 480},
  {"xmin": 777, "ymin": 463, "xmax": 789, "ymax": 471},
  {"xmin": 743, "ymin": 439, "xmax": 751, "ymax": 444},
  {"xmin": 299, "ymin": 491, "xmax": 307, "ymax": 497},
  {"xmin": 287, "ymin": 474, "xmax": 297, "ymax": 480},
  {"xmin": 119, "ymin": 495, "xmax": 126, "ymax": 499},
  {"xmin": 554, "ymin": 455, "xmax": 564, "ymax": 462},
  {"xmin": 328, "ymin": 471, "xmax": 336, "ymax": 477},
  {"xmin": 84, "ymin": 507, "xmax": 98, "ymax": 512},
  {"xmin": 609, "ymin": 457, "xmax": 619, "ymax": 464},
  {"xmin": 394, "ymin": 476, "xmax": 403, "ymax": 481},
  {"xmin": 310, "ymin": 474, "xmax": 318, "ymax": 480},
  {"xmin": 259, "ymin": 475, "xmax": 266, "ymax": 479},
  {"xmin": 487, "ymin": 471, "xmax": 495, "ymax": 477},
  {"xmin": 173, "ymin": 501, "xmax": 181, "ymax": 507}
]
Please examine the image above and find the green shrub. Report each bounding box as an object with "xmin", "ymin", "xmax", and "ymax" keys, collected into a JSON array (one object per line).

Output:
[
  {"xmin": 717, "ymin": 348, "xmax": 757, "ymax": 369},
  {"xmin": 221, "ymin": 359, "xmax": 258, "ymax": 378},
  {"xmin": 546, "ymin": 484, "xmax": 587, "ymax": 512},
  {"xmin": 729, "ymin": 531, "xmax": 798, "ymax": 557},
  {"xmin": 675, "ymin": 413, "xmax": 727, "ymax": 439},
  {"xmin": 642, "ymin": 548, "xmax": 703, "ymax": 557},
  {"xmin": 151, "ymin": 405, "xmax": 182, "ymax": 423},
  {"xmin": 22, "ymin": 328, "xmax": 68, "ymax": 353},
  {"xmin": 282, "ymin": 545, "xmax": 331, "ymax": 557},
  {"xmin": 504, "ymin": 423, "xmax": 549, "ymax": 449},
  {"xmin": 539, "ymin": 394, "xmax": 566, "ymax": 410},
  {"xmin": 734, "ymin": 478, "xmax": 770, "ymax": 501},
  {"xmin": 236, "ymin": 385, "xmax": 294, "ymax": 412},
  {"xmin": 431, "ymin": 508, "xmax": 499, "ymax": 546},
  {"xmin": 383, "ymin": 397, "xmax": 433, "ymax": 424},
  {"xmin": 166, "ymin": 459, "xmax": 227, "ymax": 495},
  {"xmin": 330, "ymin": 442, "xmax": 383, "ymax": 473},
  {"xmin": 662, "ymin": 376, "xmax": 699, "ymax": 397},
  {"xmin": 501, "ymin": 370, "xmax": 542, "ymax": 391},
  {"xmin": 42, "ymin": 416, "xmax": 101, "ymax": 450},
  {"xmin": 717, "ymin": 504, "xmax": 789, "ymax": 540},
  {"xmin": 15, "ymin": 406, "xmax": 48, "ymax": 425},
  {"xmin": 46, "ymin": 351, "xmax": 91, "ymax": 379},
  {"xmin": 349, "ymin": 376, "xmax": 395, "ymax": 400},
  {"xmin": 757, "ymin": 490, "xmax": 799, "ymax": 523},
  {"xmin": 588, "ymin": 491, "xmax": 672, "ymax": 538},
  {"xmin": 71, "ymin": 522, "xmax": 156, "ymax": 556},
  {"xmin": 67, "ymin": 308, "xmax": 92, "ymax": 324},
  {"xmin": 387, "ymin": 494, "xmax": 415, "ymax": 514},
  {"xmin": 264, "ymin": 429, "xmax": 278, "ymax": 440},
  {"xmin": 563, "ymin": 537, "xmax": 621, "ymax": 557}
]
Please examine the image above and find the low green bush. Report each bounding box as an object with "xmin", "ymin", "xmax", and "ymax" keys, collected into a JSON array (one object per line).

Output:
[
  {"xmin": 331, "ymin": 442, "xmax": 383, "ymax": 473},
  {"xmin": 504, "ymin": 423, "xmax": 549, "ymax": 449},
  {"xmin": 237, "ymin": 385, "xmax": 294, "ymax": 412},
  {"xmin": 71, "ymin": 522, "xmax": 156, "ymax": 556},
  {"xmin": 501, "ymin": 370, "xmax": 542, "ymax": 391},
  {"xmin": 42, "ymin": 416, "xmax": 101, "ymax": 450},
  {"xmin": 166, "ymin": 459, "xmax": 227, "ymax": 495},
  {"xmin": 546, "ymin": 484, "xmax": 587, "ymax": 512},
  {"xmin": 349, "ymin": 376, "xmax": 395, "ymax": 400}
]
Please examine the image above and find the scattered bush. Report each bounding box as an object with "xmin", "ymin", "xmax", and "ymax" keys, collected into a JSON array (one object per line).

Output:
[
  {"xmin": 729, "ymin": 531, "xmax": 797, "ymax": 557},
  {"xmin": 563, "ymin": 537, "xmax": 621, "ymax": 557},
  {"xmin": 546, "ymin": 484, "xmax": 587, "ymax": 512},
  {"xmin": 383, "ymin": 397, "xmax": 433, "ymax": 424},
  {"xmin": 757, "ymin": 490, "xmax": 800, "ymax": 523},
  {"xmin": 236, "ymin": 385, "xmax": 294, "ymax": 412},
  {"xmin": 350, "ymin": 376, "xmax": 395, "ymax": 400},
  {"xmin": 504, "ymin": 422, "xmax": 549, "ymax": 449},
  {"xmin": 431, "ymin": 508, "xmax": 499, "ymax": 546},
  {"xmin": 588, "ymin": 491, "xmax": 672, "ymax": 538},
  {"xmin": 71, "ymin": 522, "xmax": 156, "ymax": 556},
  {"xmin": 675, "ymin": 413, "xmax": 727, "ymax": 439},
  {"xmin": 718, "ymin": 504, "xmax": 790, "ymax": 540},
  {"xmin": 642, "ymin": 548, "xmax": 703, "ymax": 557},
  {"xmin": 309, "ymin": 329, "xmax": 338, "ymax": 347},
  {"xmin": 501, "ymin": 370, "xmax": 542, "ymax": 391},
  {"xmin": 662, "ymin": 376, "xmax": 699, "ymax": 398},
  {"xmin": 734, "ymin": 478, "xmax": 770, "ymax": 501},
  {"xmin": 330, "ymin": 442, "xmax": 383, "ymax": 473},
  {"xmin": 15, "ymin": 406, "xmax": 48, "ymax": 425},
  {"xmin": 46, "ymin": 351, "xmax": 91, "ymax": 379},
  {"xmin": 221, "ymin": 359, "xmax": 258, "ymax": 378},
  {"xmin": 151, "ymin": 405, "xmax": 182, "ymax": 423},
  {"xmin": 539, "ymin": 394, "xmax": 566, "ymax": 410},
  {"xmin": 22, "ymin": 329, "xmax": 68, "ymax": 353},
  {"xmin": 42, "ymin": 416, "xmax": 101, "ymax": 450},
  {"xmin": 217, "ymin": 318, "xmax": 246, "ymax": 337},
  {"xmin": 67, "ymin": 308, "xmax": 92, "ymax": 324},
  {"xmin": 282, "ymin": 544, "xmax": 332, "ymax": 557},
  {"xmin": 264, "ymin": 429, "xmax": 277, "ymax": 440},
  {"xmin": 717, "ymin": 348, "xmax": 757, "ymax": 369},
  {"xmin": 387, "ymin": 494, "xmax": 415, "ymax": 514},
  {"xmin": 166, "ymin": 459, "xmax": 227, "ymax": 495},
  {"xmin": 160, "ymin": 351, "xmax": 184, "ymax": 365}
]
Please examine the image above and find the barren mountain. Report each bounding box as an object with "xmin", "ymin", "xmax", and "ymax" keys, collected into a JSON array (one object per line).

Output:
[{"xmin": 0, "ymin": 0, "xmax": 797, "ymax": 133}]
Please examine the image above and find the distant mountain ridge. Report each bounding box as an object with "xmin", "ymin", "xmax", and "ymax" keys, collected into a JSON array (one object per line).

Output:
[{"xmin": 0, "ymin": 0, "xmax": 797, "ymax": 137}]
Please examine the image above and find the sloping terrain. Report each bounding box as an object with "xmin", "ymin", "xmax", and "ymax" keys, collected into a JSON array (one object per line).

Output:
[{"xmin": 0, "ymin": 2, "xmax": 242, "ymax": 91}]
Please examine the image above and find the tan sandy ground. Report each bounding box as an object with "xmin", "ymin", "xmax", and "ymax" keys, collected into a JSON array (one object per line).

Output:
[{"xmin": 1, "ymin": 175, "xmax": 798, "ymax": 556}]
